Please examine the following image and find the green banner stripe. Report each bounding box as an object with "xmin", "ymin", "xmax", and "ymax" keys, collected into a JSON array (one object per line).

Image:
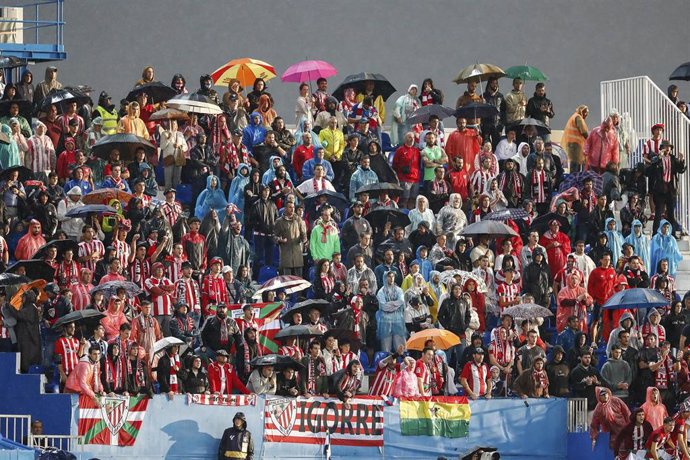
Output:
[
  {"xmin": 259, "ymin": 336, "xmax": 279, "ymax": 353},
  {"xmin": 122, "ymin": 421, "xmax": 139, "ymax": 440},
  {"xmin": 260, "ymin": 302, "xmax": 281, "ymax": 317},
  {"xmin": 82, "ymin": 419, "xmax": 108, "ymax": 443},
  {"xmin": 400, "ymin": 419, "xmax": 469, "ymax": 438}
]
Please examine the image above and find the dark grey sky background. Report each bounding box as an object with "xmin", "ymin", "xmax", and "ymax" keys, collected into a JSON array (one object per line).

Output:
[{"xmin": 14, "ymin": 0, "xmax": 690, "ymax": 127}]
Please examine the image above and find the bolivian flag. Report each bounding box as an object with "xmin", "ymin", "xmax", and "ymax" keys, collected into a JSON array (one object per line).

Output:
[{"xmin": 400, "ymin": 396, "xmax": 471, "ymax": 438}]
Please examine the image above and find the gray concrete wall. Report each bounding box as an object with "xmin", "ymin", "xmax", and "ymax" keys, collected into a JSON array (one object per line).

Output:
[{"xmin": 10, "ymin": 0, "xmax": 690, "ymax": 128}]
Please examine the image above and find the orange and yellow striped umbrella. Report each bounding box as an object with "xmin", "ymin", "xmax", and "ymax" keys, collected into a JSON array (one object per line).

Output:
[{"xmin": 211, "ymin": 58, "xmax": 277, "ymax": 88}]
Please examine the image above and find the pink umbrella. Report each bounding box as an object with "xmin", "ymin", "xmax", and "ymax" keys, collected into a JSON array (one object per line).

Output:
[{"xmin": 281, "ymin": 60, "xmax": 338, "ymax": 83}]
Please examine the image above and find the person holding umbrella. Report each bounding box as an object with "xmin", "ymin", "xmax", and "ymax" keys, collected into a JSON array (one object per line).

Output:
[{"xmin": 247, "ymin": 362, "xmax": 276, "ymax": 395}]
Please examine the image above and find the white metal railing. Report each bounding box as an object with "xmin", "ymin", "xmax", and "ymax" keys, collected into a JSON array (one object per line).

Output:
[
  {"xmin": 29, "ymin": 434, "xmax": 82, "ymax": 452},
  {"xmin": 601, "ymin": 75, "xmax": 690, "ymax": 232},
  {"xmin": 567, "ymin": 398, "xmax": 588, "ymax": 432},
  {"xmin": 0, "ymin": 413, "xmax": 31, "ymax": 444}
]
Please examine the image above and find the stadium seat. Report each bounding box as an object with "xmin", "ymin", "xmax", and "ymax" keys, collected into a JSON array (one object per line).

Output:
[
  {"xmin": 372, "ymin": 351, "xmax": 388, "ymax": 370},
  {"xmin": 27, "ymin": 365, "xmax": 45, "ymax": 375},
  {"xmin": 175, "ymin": 183, "xmax": 193, "ymax": 205},
  {"xmin": 258, "ymin": 266, "xmax": 278, "ymax": 283}
]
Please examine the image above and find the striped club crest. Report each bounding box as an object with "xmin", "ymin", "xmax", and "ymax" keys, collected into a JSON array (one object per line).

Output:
[
  {"xmin": 100, "ymin": 395, "xmax": 129, "ymax": 436},
  {"xmin": 267, "ymin": 398, "xmax": 297, "ymax": 436}
]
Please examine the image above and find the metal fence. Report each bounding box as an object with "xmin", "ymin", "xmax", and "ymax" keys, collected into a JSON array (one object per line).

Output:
[
  {"xmin": 29, "ymin": 434, "xmax": 82, "ymax": 452},
  {"xmin": 0, "ymin": 413, "xmax": 31, "ymax": 444},
  {"xmin": 601, "ymin": 75, "xmax": 690, "ymax": 232},
  {"xmin": 566, "ymin": 398, "xmax": 588, "ymax": 433}
]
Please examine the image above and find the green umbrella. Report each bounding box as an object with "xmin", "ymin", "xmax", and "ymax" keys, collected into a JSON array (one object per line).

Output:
[{"xmin": 504, "ymin": 65, "xmax": 549, "ymax": 81}]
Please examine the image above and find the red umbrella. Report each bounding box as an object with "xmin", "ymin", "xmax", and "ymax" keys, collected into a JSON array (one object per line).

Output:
[{"xmin": 281, "ymin": 60, "xmax": 337, "ymax": 83}]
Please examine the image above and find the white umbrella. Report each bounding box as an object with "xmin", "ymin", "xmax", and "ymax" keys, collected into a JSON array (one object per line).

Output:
[
  {"xmin": 438, "ymin": 270, "xmax": 488, "ymax": 293},
  {"xmin": 153, "ymin": 337, "xmax": 186, "ymax": 355}
]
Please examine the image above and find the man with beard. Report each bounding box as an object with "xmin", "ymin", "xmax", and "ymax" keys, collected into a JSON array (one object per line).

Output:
[
  {"xmin": 268, "ymin": 165, "xmax": 294, "ymax": 210},
  {"xmin": 201, "ymin": 304, "xmax": 242, "ymax": 356},
  {"xmin": 497, "ymin": 158, "xmax": 525, "ymax": 208},
  {"xmin": 482, "ymin": 77, "xmax": 505, "ymax": 149},
  {"xmin": 219, "ymin": 213, "xmax": 251, "ymax": 274},
  {"xmin": 247, "ymin": 185, "xmax": 277, "ymax": 276},
  {"xmin": 130, "ymin": 300, "xmax": 161, "ymax": 363},
  {"xmin": 15, "ymin": 220, "xmax": 46, "ymax": 260},
  {"xmin": 239, "ymin": 327, "xmax": 263, "ymax": 381},
  {"xmin": 379, "ymin": 227, "xmax": 413, "ymax": 260},
  {"xmin": 273, "ymin": 201, "xmax": 306, "ymax": 277},
  {"xmin": 208, "ymin": 349, "xmax": 249, "ymax": 395}
]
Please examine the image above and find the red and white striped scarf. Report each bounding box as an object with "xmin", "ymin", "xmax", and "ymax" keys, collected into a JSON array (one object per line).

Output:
[
  {"xmin": 211, "ymin": 117, "xmax": 231, "ymax": 155},
  {"xmin": 531, "ymin": 169, "xmax": 546, "ymax": 203},
  {"xmin": 490, "ymin": 336, "xmax": 515, "ymax": 367},
  {"xmin": 313, "ymin": 177, "xmax": 326, "ymax": 192},
  {"xmin": 106, "ymin": 356, "xmax": 124, "ymax": 390},
  {"xmin": 471, "ymin": 170, "xmax": 491, "ymax": 195},
  {"xmin": 421, "ymin": 92, "xmax": 434, "ymax": 106},
  {"xmin": 499, "ymin": 171, "xmax": 522, "ymax": 196},
  {"xmin": 432, "ymin": 179, "xmax": 449, "ymax": 195},
  {"xmin": 168, "ymin": 353, "xmax": 180, "ymax": 393},
  {"xmin": 320, "ymin": 274, "xmax": 335, "ymax": 294},
  {"xmin": 129, "ymin": 258, "xmax": 150, "ymax": 290},
  {"xmin": 338, "ymin": 371, "xmax": 361, "ymax": 394}
]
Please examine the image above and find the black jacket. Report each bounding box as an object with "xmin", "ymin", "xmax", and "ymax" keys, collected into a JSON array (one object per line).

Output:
[
  {"xmin": 438, "ymin": 295, "xmax": 471, "ymax": 335},
  {"xmin": 201, "ymin": 316, "xmax": 242, "ymax": 354},
  {"xmin": 647, "ymin": 153, "xmax": 686, "ymax": 195},
  {"xmin": 181, "ymin": 368, "xmax": 210, "ymax": 394},
  {"xmin": 247, "ymin": 197, "xmax": 278, "ymax": 234},
  {"xmin": 482, "ymin": 89, "xmax": 505, "ymax": 128},
  {"xmin": 522, "ymin": 261, "xmax": 552, "ymax": 307},
  {"xmin": 569, "ymin": 364, "xmax": 601, "ymax": 410},
  {"xmin": 525, "ymin": 94, "xmax": 555, "ymax": 124},
  {"xmin": 218, "ymin": 425, "xmax": 254, "ymax": 460}
]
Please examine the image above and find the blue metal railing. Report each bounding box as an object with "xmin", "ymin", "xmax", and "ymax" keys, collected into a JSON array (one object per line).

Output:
[{"xmin": 0, "ymin": 0, "xmax": 65, "ymax": 61}]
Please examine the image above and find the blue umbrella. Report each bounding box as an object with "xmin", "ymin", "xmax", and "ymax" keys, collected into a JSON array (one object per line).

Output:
[
  {"xmin": 65, "ymin": 204, "xmax": 117, "ymax": 218},
  {"xmin": 558, "ymin": 171, "xmax": 604, "ymax": 195},
  {"xmin": 601, "ymin": 288, "xmax": 670, "ymax": 310},
  {"xmin": 484, "ymin": 208, "xmax": 529, "ymax": 222},
  {"xmin": 406, "ymin": 105, "xmax": 455, "ymax": 125}
]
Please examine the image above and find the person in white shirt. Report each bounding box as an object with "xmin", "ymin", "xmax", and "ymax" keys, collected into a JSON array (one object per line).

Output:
[
  {"xmin": 296, "ymin": 164, "xmax": 335, "ymax": 197},
  {"xmin": 512, "ymin": 142, "xmax": 531, "ymax": 177},
  {"xmin": 495, "ymin": 129, "xmax": 517, "ymax": 164}
]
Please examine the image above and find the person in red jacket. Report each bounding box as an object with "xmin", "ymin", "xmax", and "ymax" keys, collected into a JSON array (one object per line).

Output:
[
  {"xmin": 201, "ymin": 257, "xmax": 229, "ymax": 316},
  {"xmin": 207, "ymin": 350, "xmax": 250, "ymax": 395},
  {"xmin": 539, "ymin": 220, "xmax": 571, "ymax": 280},
  {"xmin": 392, "ymin": 132, "xmax": 421, "ymax": 209},
  {"xmin": 588, "ymin": 253, "xmax": 617, "ymax": 343},
  {"xmin": 447, "ymin": 156, "xmax": 469, "ymax": 202}
]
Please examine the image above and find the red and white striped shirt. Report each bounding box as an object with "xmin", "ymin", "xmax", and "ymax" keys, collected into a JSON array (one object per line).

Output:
[
  {"xmin": 641, "ymin": 323, "xmax": 666, "ymax": 343},
  {"xmin": 201, "ymin": 274, "xmax": 229, "ymax": 315},
  {"xmin": 128, "ymin": 258, "xmax": 151, "ymax": 290},
  {"xmin": 132, "ymin": 192, "xmax": 151, "ymax": 208},
  {"xmin": 414, "ymin": 359, "xmax": 432, "ymax": 396},
  {"xmin": 368, "ymin": 361, "xmax": 398, "ymax": 396},
  {"xmin": 70, "ymin": 281, "xmax": 93, "ymax": 311},
  {"xmin": 164, "ymin": 255, "xmax": 185, "ymax": 283},
  {"xmin": 112, "ymin": 239, "xmax": 130, "ymax": 271},
  {"xmin": 489, "ymin": 337, "xmax": 516, "ymax": 367},
  {"xmin": 460, "ymin": 361, "xmax": 490, "ymax": 396},
  {"xmin": 160, "ymin": 201, "xmax": 182, "ymax": 228},
  {"xmin": 174, "ymin": 277, "xmax": 201, "ymax": 313},
  {"xmin": 496, "ymin": 282, "xmax": 521, "ymax": 312},
  {"xmin": 78, "ymin": 239, "xmax": 105, "ymax": 273},
  {"xmin": 279, "ymin": 345, "xmax": 304, "ymax": 360},
  {"xmin": 27, "ymin": 134, "xmax": 55, "ymax": 172},
  {"xmin": 643, "ymin": 138, "xmax": 662, "ymax": 158},
  {"xmin": 144, "ymin": 276, "xmax": 174, "ymax": 316},
  {"xmin": 470, "ymin": 169, "xmax": 493, "ymax": 196},
  {"xmin": 55, "ymin": 336, "xmax": 80, "ymax": 375}
]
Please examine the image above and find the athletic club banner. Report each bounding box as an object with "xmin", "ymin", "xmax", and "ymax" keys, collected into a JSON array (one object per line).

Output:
[
  {"xmin": 263, "ymin": 396, "xmax": 384, "ymax": 447},
  {"xmin": 187, "ymin": 393, "xmax": 257, "ymax": 406},
  {"xmin": 78, "ymin": 394, "xmax": 149, "ymax": 446}
]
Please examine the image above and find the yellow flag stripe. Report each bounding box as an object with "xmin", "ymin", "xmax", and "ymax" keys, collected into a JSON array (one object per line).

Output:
[{"xmin": 400, "ymin": 401, "xmax": 471, "ymax": 421}]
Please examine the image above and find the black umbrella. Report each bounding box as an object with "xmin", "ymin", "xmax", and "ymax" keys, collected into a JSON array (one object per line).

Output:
[
  {"xmin": 280, "ymin": 299, "xmax": 331, "ymax": 323},
  {"xmin": 530, "ymin": 212, "xmax": 571, "ymax": 234},
  {"xmin": 355, "ymin": 182, "xmax": 403, "ymax": 196},
  {"xmin": 91, "ymin": 133, "xmax": 156, "ymax": 162},
  {"xmin": 0, "ymin": 99, "xmax": 32, "ymax": 118},
  {"xmin": 250, "ymin": 354, "xmax": 305, "ymax": 370},
  {"xmin": 509, "ymin": 117, "xmax": 551, "ymax": 135},
  {"xmin": 31, "ymin": 239, "xmax": 79, "ymax": 261},
  {"xmin": 332, "ymin": 72, "xmax": 396, "ymax": 101},
  {"xmin": 406, "ymin": 105, "xmax": 455, "ymax": 125},
  {"xmin": 303, "ymin": 190, "xmax": 350, "ymax": 214},
  {"xmin": 0, "ymin": 273, "xmax": 30, "ymax": 286},
  {"xmin": 65, "ymin": 204, "xmax": 117, "ymax": 218},
  {"xmin": 274, "ymin": 325, "xmax": 324, "ymax": 340},
  {"xmin": 453, "ymin": 102, "xmax": 499, "ymax": 120},
  {"xmin": 38, "ymin": 88, "xmax": 91, "ymax": 112},
  {"xmin": 53, "ymin": 309, "xmax": 105, "ymax": 329},
  {"xmin": 364, "ymin": 207, "xmax": 411, "ymax": 230},
  {"xmin": 127, "ymin": 81, "xmax": 177, "ymax": 103},
  {"xmin": 6, "ymin": 260, "xmax": 56, "ymax": 281},
  {"xmin": 484, "ymin": 208, "xmax": 529, "ymax": 222},
  {"xmin": 670, "ymin": 62, "xmax": 690, "ymax": 81},
  {"xmin": 0, "ymin": 56, "xmax": 26, "ymax": 69},
  {"xmin": 0, "ymin": 165, "xmax": 33, "ymax": 182}
]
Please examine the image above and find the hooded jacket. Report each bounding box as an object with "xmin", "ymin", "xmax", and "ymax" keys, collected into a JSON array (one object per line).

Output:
[
  {"xmin": 228, "ymin": 163, "xmax": 250, "ymax": 219},
  {"xmin": 349, "ymin": 164, "xmax": 379, "ymax": 201},
  {"xmin": 585, "ymin": 119, "xmax": 619, "ymax": 171},
  {"xmin": 589, "ymin": 386, "xmax": 631, "ymax": 446},
  {"xmin": 546, "ymin": 347, "xmax": 570, "ymax": 397},
  {"xmin": 624, "ymin": 219, "xmax": 651, "ymax": 270},
  {"xmin": 194, "ymin": 175, "xmax": 228, "ymax": 220},
  {"xmin": 241, "ymin": 112, "xmax": 266, "ymax": 155},
  {"xmin": 34, "ymin": 66, "xmax": 62, "ymax": 104},
  {"xmin": 640, "ymin": 387, "xmax": 668, "ymax": 430},
  {"xmin": 438, "ymin": 289, "xmax": 471, "ymax": 336},
  {"xmin": 522, "ymin": 250, "xmax": 552, "ymax": 307},
  {"xmin": 16, "ymin": 70, "xmax": 33, "ymax": 102},
  {"xmin": 603, "ymin": 218, "xmax": 624, "ymax": 267},
  {"xmin": 302, "ymin": 150, "xmax": 334, "ymax": 182},
  {"xmin": 65, "ymin": 354, "xmax": 102, "ymax": 398},
  {"xmin": 606, "ymin": 312, "xmax": 641, "ymax": 356},
  {"xmin": 650, "ymin": 219, "xmax": 682, "ymax": 278},
  {"xmin": 261, "ymin": 155, "xmax": 284, "ymax": 185}
]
